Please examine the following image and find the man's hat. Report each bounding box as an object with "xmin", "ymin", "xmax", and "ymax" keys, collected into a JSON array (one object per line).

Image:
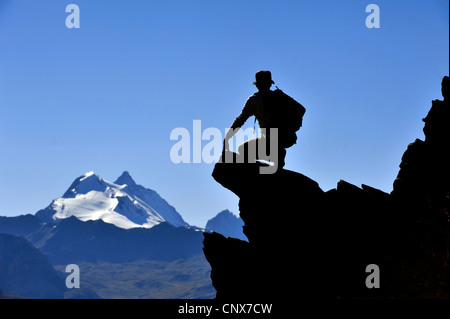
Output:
[{"xmin": 253, "ymin": 70, "xmax": 275, "ymax": 85}]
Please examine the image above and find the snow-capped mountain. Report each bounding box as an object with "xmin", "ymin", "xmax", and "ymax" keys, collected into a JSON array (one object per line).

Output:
[{"xmin": 35, "ymin": 171, "xmax": 188, "ymax": 229}]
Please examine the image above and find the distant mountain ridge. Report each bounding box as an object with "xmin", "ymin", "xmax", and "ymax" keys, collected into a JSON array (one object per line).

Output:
[
  {"xmin": 0, "ymin": 212, "xmax": 212, "ymax": 298},
  {"xmin": 0, "ymin": 170, "xmax": 238, "ymax": 298},
  {"xmin": 0, "ymin": 218, "xmax": 212, "ymax": 298},
  {"xmin": 205, "ymin": 210, "xmax": 246, "ymax": 241},
  {"xmin": 0, "ymin": 233, "xmax": 66, "ymax": 298},
  {"xmin": 35, "ymin": 171, "xmax": 188, "ymax": 229}
]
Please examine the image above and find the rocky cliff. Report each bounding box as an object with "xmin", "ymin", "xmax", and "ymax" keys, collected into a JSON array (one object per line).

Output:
[{"xmin": 203, "ymin": 76, "xmax": 449, "ymax": 300}]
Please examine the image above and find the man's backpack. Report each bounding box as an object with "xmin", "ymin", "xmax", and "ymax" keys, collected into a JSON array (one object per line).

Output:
[{"xmin": 256, "ymin": 88, "xmax": 306, "ymax": 148}]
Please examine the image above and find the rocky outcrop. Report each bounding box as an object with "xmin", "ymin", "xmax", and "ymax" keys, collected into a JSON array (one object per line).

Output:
[
  {"xmin": 203, "ymin": 76, "xmax": 449, "ymax": 300},
  {"xmin": 204, "ymin": 165, "xmax": 326, "ymax": 299}
]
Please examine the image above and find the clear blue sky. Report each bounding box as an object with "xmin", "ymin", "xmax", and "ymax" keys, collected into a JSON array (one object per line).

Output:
[{"xmin": 0, "ymin": 0, "xmax": 448, "ymax": 227}]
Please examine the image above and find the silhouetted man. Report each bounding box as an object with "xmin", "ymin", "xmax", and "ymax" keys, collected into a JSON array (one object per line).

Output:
[{"xmin": 223, "ymin": 70, "xmax": 305, "ymax": 171}]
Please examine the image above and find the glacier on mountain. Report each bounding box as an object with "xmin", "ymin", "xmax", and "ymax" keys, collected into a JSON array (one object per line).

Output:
[{"xmin": 35, "ymin": 171, "xmax": 188, "ymax": 229}]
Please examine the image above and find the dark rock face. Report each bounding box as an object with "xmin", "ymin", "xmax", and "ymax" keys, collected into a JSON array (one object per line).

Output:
[
  {"xmin": 203, "ymin": 77, "xmax": 449, "ymax": 300},
  {"xmin": 205, "ymin": 165, "xmax": 326, "ymax": 299}
]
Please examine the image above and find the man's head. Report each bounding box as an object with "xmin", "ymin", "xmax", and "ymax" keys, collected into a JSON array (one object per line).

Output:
[
  {"xmin": 442, "ymin": 76, "xmax": 449, "ymax": 101},
  {"xmin": 253, "ymin": 70, "xmax": 274, "ymax": 91}
]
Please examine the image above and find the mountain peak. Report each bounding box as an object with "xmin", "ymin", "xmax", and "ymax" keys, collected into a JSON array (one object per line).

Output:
[
  {"xmin": 115, "ymin": 171, "xmax": 137, "ymax": 187},
  {"xmin": 36, "ymin": 170, "xmax": 189, "ymax": 229},
  {"xmin": 81, "ymin": 171, "xmax": 96, "ymax": 180},
  {"xmin": 62, "ymin": 171, "xmax": 105, "ymax": 198},
  {"xmin": 205, "ymin": 210, "xmax": 246, "ymax": 240},
  {"xmin": 217, "ymin": 209, "xmax": 233, "ymax": 217}
]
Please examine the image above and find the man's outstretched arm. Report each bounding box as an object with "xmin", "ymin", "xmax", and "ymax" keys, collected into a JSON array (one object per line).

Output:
[{"xmin": 223, "ymin": 97, "xmax": 256, "ymax": 151}]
